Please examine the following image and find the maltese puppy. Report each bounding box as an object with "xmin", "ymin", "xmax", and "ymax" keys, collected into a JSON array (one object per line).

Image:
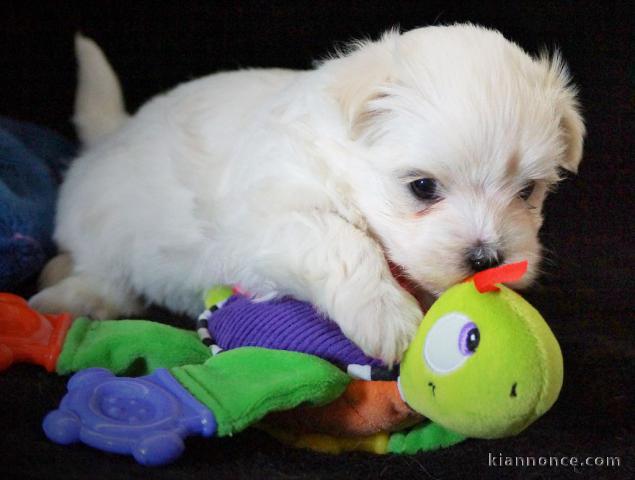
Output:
[{"xmin": 31, "ymin": 24, "xmax": 584, "ymax": 364}]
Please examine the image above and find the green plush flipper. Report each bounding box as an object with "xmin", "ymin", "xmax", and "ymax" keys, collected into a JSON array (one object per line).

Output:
[
  {"xmin": 56, "ymin": 317, "xmax": 211, "ymax": 376},
  {"xmin": 387, "ymin": 422, "xmax": 466, "ymax": 454},
  {"xmin": 170, "ymin": 347, "xmax": 350, "ymax": 437}
]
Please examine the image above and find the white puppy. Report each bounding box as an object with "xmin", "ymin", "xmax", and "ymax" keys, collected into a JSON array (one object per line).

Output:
[{"xmin": 31, "ymin": 24, "xmax": 584, "ymax": 364}]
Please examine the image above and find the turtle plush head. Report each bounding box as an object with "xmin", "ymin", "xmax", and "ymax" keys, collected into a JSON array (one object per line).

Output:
[{"xmin": 399, "ymin": 261, "xmax": 563, "ymax": 439}]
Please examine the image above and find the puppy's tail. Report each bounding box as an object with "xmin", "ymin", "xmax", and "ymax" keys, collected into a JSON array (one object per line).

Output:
[{"xmin": 73, "ymin": 33, "xmax": 128, "ymax": 147}]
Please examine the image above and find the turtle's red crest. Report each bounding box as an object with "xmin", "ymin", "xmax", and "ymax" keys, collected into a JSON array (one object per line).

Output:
[{"xmin": 472, "ymin": 261, "xmax": 529, "ymax": 293}]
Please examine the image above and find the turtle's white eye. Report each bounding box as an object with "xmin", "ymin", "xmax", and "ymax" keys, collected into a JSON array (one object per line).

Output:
[{"xmin": 423, "ymin": 313, "xmax": 479, "ymax": 374}]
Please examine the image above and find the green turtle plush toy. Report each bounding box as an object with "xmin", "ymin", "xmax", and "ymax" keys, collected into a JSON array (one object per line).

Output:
[
  {"xmin": 398, "ymin": 260, "xmax": 563, "ymax": 440},
  {"xmin": 0, "ymin": 261, "xmax": 563, "ymax": 465}
]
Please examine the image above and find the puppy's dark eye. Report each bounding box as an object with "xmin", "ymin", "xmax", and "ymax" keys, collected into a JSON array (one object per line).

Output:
[
  {"xmin": 518, "ymin": 181, "xmax": 536, "ymax": 201},
  {"xmin": 410, "ymin": 178, "xmax": 439, "ymax": 201}
]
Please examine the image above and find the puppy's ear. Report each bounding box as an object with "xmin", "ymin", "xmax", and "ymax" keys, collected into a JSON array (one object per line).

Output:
[
  {"xmin": 326, "ymin": 31, "xmax": 398, "ymax": 140},
  {"xmin": 540, "ymin": 51, "xmax": 586, "ymax": 173},
  {"xmin": 558, "ymin": 96, "xmax": 585, "ymax": 173}
]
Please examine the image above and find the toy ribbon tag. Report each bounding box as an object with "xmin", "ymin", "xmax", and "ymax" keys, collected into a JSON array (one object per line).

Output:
[{"xmin": 472, "ymin": 261, "xmax": 528, "ymax": 293}]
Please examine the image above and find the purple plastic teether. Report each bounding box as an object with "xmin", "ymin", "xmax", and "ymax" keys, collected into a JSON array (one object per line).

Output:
[{"xmin": 43, "ymin": 367, "xmax": 216, "ymax": 466}]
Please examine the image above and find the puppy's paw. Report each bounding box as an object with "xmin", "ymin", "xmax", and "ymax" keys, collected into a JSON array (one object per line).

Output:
[
  {"xmin": 29, "ymin": 275, "xmax": 142, "ymax": 320},
  {"xmin": 334, "ymin": 282, "xmax": 423, "ymax": 366},
  {"xmin": 37, "ymin": 253, "xmax": 74, "ymax": 289}
]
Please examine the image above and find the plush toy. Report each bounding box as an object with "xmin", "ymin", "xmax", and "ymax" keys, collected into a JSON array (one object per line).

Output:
[
  {"xmin": 0, "ymin": 117, "xmax": 74, "ymax": 290},
  {"xmin": 0, "ymin": 261, "xmax": 563, "ymax": 466}
]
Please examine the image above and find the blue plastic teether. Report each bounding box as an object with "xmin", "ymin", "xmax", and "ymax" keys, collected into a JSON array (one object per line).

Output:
[{"xmin": 43, "ymin": 367, "xmax": 216, "ymax": 466}]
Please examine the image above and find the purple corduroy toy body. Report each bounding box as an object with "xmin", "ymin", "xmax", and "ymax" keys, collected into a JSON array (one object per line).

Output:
[{"xmin": 199, "ymin": 293, "xmax": 385, "ymax": 372}]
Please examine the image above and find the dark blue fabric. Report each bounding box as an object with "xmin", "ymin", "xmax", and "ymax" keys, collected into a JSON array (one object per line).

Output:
[{"xmin": 0, "ymin": 117, "xmax": 75, "ymax": 290}]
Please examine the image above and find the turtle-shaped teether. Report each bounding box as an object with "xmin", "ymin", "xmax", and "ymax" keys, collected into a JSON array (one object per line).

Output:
[{"xmin": 43, "ymin": 367, "xmax": 216, "ymax": 466}]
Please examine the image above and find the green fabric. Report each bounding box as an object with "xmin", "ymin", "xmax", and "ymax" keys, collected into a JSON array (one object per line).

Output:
[
  {"xmin": 170, "ymin": 347, "xmax": 350, "ymax": 437},
  {"xmin": 56, "ymin": 317, "xmax": 211, "ymax": 376},
  {"xmin": 203, "ymin": 285, "xmax": 234, "ymax": 309},
  {"xmin": 387, "ymin": 422, "xmax": 465, "ymax": 454}
]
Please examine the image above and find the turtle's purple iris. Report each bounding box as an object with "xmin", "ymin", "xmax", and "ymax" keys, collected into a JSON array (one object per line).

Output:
[{"xmin": 458, "ymin": 322, "xmax": 479, "ymax": 356}]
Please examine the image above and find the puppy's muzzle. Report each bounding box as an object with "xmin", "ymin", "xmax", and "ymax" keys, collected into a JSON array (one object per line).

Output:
[{"xmin": 467, "ymin": 244, "xmax": 503, "ymax": 272}]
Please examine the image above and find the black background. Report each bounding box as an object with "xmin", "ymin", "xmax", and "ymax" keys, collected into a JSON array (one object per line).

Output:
[{"xmin": 0, "ymin": 1, "xmax": 633, "ymax": 479}]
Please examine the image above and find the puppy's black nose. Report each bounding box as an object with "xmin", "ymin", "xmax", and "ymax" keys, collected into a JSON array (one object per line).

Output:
[{"xmin": 467, "ymin": 246, "xmax": 503, "ymax": 272}]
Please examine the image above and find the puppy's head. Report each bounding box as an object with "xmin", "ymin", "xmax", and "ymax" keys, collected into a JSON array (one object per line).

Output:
[{"xmin": 327, "ymin": 24, "xmax": 584, "ymax": 295}]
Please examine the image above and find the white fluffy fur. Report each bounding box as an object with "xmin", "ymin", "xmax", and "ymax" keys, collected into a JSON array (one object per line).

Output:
[{"xmin": 31, "ymin": 25, "xmax": 584, "ymax": 364}]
